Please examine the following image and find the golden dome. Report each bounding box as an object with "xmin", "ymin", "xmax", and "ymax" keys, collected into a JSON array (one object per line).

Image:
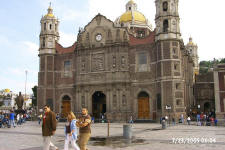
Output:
[
  {"xmin": 45, "ymin": 13, "xmax": 54, "ymax": 17},
  {"xmin": 188, "ymin": 37, "xmax": 196, "ymax": 46},
  {"xmin": 44, "ymin": 4, "xmax": 55, "ymax": 18},
  {"xmin": 128, "ymin": 0, "xmax": 135, "ymax": 4},
  {"xmin": 119, "ymin": 11, "xmax": 146, "ymax": 23}
]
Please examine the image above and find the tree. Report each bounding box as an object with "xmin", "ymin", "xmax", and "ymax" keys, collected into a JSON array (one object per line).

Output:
[
  {"xmin": 199, "ymin": 58, "xmax": 225, "ymax": 74},
  {"xmin": 220, "ymin": 58, "xmax": 225, "ymax": 63},
  {"xmin": 32, "ymin": 86, "xmax": 37, "ymax": 106}
]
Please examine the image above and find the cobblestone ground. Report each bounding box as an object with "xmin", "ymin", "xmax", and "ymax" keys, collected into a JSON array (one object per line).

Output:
[{"xmin": 0, "ymin": 121, "xmax": 225, "ymax": 150}]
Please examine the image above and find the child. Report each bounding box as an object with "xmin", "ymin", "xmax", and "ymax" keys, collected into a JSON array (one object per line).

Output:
[{"xmin": 64, "ymin": 112, "xmax": 80, "ymax": 150}]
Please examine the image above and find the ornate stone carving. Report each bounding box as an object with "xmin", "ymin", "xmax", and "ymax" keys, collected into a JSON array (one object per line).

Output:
[
  {"xmin": 171, "ymin": 1, "xmax": 176, "ymax": 14},
  {"xmin": 123, "ymin": 31, "xmax": 128, "ymax": 41},
  {"xmin": 156, "ymin": 21, "xmax": 160, "ymax": 34},
  {"xmin": 91, "ymin": 53, "xmax": 104, "ymax": 71},
  {"xmin": 172, "ymin": 19, "xmax": 177, "ymax": 32},
  {"xmin": 81, "ymin": 58, "xmax": 85, "ymax": 72},
  {"xmin": 96, "ymin": 14, "xmax": 102, "ymax": 25},
  {"xmin": 113, "ymin": 56, "xmax": 116, "ymax": 68},
  {"xmin": 122, "ymin": 95, "xmax": 126, "ymax": 106},
  {"xmin": 121, "ymin": 56, "xmax": 126, "ymax": 67},
  {"xmin": 156, "ymin": 2, "xmax": 160, "ymax": 15}
]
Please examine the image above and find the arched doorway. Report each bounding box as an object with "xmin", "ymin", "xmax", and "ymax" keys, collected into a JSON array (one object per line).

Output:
[
  {"xmin": 61, "ymin": 95, "xmax": 71, "ymax": 118},
  {"xmin": 138, "ymin": 91, "xmax": 150, "ymax": 119},
  {"xmin": 92, "ymin": 91, "xmax": 106, "ymax": 119},
  {"xmin": 204, "ymin": 102, "xmax": 211, "ymax": 113}
]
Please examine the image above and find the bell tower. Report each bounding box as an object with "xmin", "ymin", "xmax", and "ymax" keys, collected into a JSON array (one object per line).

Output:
[
  {"xmin": 186, "ymin": 37, "xmax": 199, "ymax": 75},
  {"xmin": 155, "ymin": 0, "xmax": 181, "ymax": 41},
  {"xmin": 155, "ymin": 0, "xmax": 185, "ymax": 119},
  {"xmin": 37, "ymin": 4, "xmax": 59, "ymax": 111},
  {"xmin": 39, "ymin": 4, "xmax": 59, "ymax": 55}
]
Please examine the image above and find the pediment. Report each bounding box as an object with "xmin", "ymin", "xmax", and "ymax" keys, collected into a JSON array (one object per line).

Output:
[{"xmin": 77, "ymin": 14, "xmax": 129, "ymax": 49}]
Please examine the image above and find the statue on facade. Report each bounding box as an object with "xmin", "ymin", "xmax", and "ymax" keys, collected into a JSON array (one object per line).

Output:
[{"xmin": 15, "ymin": 92, "xmax": 24, "ymax": 110}]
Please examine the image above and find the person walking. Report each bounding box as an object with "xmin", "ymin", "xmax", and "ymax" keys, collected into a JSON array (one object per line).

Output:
[
  {"xmin": 214, "ymin": 118, "xmax": 218, "ymax": 126},
  {"xmin": 172, "ymin": 117, "xmax": 176, "ymax": 126},
  {"xmin": 38, "ymin": 114, "xmax": 43, "ymax": 125},
  {"xmin": 64, "ymin": 112, "xmax": 80, "ymax": 150},
  {"xmin": 42, "ymin": 105, "xmax": 58, "ymax": 150},
  {"xmin": 180, "ymin": 114, "xmax": 184, "ymax": 124},
  {"xmin": 187, "ymin": 116, "xmax": 191, "ymax": 125},
  {"xmin": 77, "ymin": 108, "xmax": 91, "ymax": 150},
  {"xmin": 129, "ymin": 116, "xmax": 134, "ymax": 124},
  {"xmin": 9, "ymin": 111, "xmax": 16, "ymax": 128}
]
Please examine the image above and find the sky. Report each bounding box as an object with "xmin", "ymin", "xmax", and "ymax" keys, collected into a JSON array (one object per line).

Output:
[{"xmin": 0, "ymin": 0, "xmax": 224, "ymax": 94}]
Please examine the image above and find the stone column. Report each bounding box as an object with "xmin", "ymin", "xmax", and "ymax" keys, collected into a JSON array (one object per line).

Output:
[
  {"xmin": 106, "ymin": 89, "xmax": 110, "ymax": 112},
  {"xmin": 214, "ymin": 70, "xmax": 221, "ymax": 113}
]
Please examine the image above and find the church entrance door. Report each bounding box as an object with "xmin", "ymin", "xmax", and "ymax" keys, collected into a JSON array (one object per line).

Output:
[
  {"xmin": 61, "ymin": 95, "xmax": 71, "ymax": 118},
  {"xmin": 138, "ymin": 92, "xmax": 150, "ymax": 119},
  {"xmin": 92, "ymin": 91, "xmax": 106, "ymax": 120}
]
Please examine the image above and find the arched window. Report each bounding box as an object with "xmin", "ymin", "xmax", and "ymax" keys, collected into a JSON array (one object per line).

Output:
[
  {"xmin": 62, "ymin": 95, "xmax": 71, "ymax": 101},
  {"xmin": 157, "ymin": 93, "xmax": 161, "ymax": 110},
  {"xmin": 163, "ymin": 20, "xmax": 169, "ymax": 32},
  {"xmin": 163, "ymin": 1, "xmax": 168, "ymax": 11},
  {"xmin": 138, "ymin": 91, "xmax": 149, "ymax": 98},
  {"xmin": 122, "ymin": 95, "xmax": 126, "ymax": 106},
  {"xmin": 50, "ymin": 24, "xmax": 52, "ymax": 30},
  {"xmin": 64, "ymin": 61, "xmax": 71, "ymax": 77},
  {"xmin": 44, "ymin": 23, "xmax": 46, "ymax": 31},
  {"xmin": 42, "ymin": 37, "xmax": 45, "ymax": 48}
]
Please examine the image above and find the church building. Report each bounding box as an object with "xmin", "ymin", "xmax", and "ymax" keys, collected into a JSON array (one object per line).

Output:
[{"xmin": 37, "ymin": 0, "xmax": 196, "ymax": 122}]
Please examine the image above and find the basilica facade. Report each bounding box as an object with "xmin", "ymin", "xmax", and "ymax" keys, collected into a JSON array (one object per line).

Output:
[{"xmin": 37, "ymin": 0, "xmax": 197, "ymax": 121}]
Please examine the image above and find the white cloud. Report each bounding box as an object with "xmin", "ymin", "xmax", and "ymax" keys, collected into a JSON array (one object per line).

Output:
[
  {"xmin": 38, "ymin": 0, "xmax": 88, "ymax": 22},
  {"xmin": 59, "ymin": 31, "xmax": 76, "ymax": 47},
  {"xmin": 6, "ymin": 68, "xmax": 25, "ymax": 76},
  {"xmin": 0, "ymin": 35, "xmax": 10, "ymax": 46},
  {"xmin": 20, "ymin": 41, "xmax": 39, "ymax": 56}
]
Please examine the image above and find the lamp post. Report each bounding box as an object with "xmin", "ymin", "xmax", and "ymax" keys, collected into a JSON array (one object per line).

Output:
[
  {"xmin": 197, "ymin": 104, "xmax": 200, "ymax": 114},
  {"xmin": 24, "ymin": 70, "xmax": 28, "ymax": 109},
  {"xmin": 166, "ymin": 105, "xmax": 171, "ymax": 125}
]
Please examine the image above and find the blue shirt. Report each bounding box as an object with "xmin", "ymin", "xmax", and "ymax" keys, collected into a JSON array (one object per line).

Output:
[
  {"xmin": 64, "ymin": 119, "xmax": 78, "ymax": 140},
  {"xmin": 10, "ymin": 113, "xmax": 15, "ymax": 120}
]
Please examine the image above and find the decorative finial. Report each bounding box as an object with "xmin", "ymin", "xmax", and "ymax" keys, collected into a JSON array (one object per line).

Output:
[{"xmin": 47, "ymin": 2, "xmax": 53, "ymax": 14}]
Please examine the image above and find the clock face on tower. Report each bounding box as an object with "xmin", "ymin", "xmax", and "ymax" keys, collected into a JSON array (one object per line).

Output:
[{"xmin": 96, "ymin": 34, "xmax": 102, "ymax": 41}]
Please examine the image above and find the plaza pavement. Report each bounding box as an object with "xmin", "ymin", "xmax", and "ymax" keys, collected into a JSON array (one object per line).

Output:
[{"xmin": 0, "ymin": 121, "xmax": 225, "ymax": 150}]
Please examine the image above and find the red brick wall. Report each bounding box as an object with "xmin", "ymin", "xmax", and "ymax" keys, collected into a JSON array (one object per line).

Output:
[
  {"xmin": 218, "ymin": 72, "xmax": 225, "ymax": 91},
  {"xmin": 220, "ymin": 93, "xmax": 225, "ymax": 112},
  {"xmin": 40, "ymin": 56, "xmax": 45, "ymax": 71},
  {"xmin": 47, "ymin": 72, "xmax": 53, "ymax": 85},
  {"xmin": 47, "ymin": 56, "xmax": 53, "ymax": 71},
  {"xmin": 163, "ymin": 41, "xmax": 170, "ymax": 59},
  {"xmin": 219, "ymin": 72, "xmax": 225, "ymax": 112}
]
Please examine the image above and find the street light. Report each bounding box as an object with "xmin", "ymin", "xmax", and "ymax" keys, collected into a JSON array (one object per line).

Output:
[
  {"xmin": 24, "ymin": 70, "xmax": 28, "ymax": 109},
  {"xmin": 166, "ymin": 105, "xmax": 171, "ymax": 125}
]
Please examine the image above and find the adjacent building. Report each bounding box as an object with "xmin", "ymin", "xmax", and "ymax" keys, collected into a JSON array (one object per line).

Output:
[
  {"xmin": 194, "ymin": 72, "xmax": 215, "ymax": 114},
  {"xmin": 214, "ymin": 64, "xmax": 225, "ymax": 125}
]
